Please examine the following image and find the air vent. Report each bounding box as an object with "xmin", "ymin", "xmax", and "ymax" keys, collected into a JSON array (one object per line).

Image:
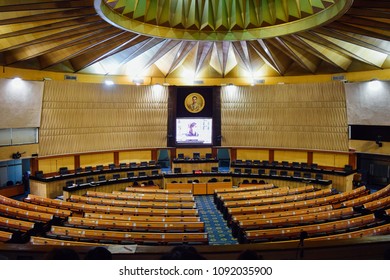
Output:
[
  {"xmin": 254, "ymin": 79, "xmax": 265, "ymax": 84},
  {"xmin": 193, "ymin": 80, "xmax": 204, "ymax": 84},
  {"xmin": 64, "ymin": 75, "xmax": 77, "ymax": 81},
  {"xmin": 332, "ymin": 75, "xmax": 346, "ymax": 81}
]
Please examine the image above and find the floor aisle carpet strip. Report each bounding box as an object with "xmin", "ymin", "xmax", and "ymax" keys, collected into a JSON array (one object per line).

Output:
[{"xmin": 195, "ymin": 195, "xmax": 238, "ymax": 245}]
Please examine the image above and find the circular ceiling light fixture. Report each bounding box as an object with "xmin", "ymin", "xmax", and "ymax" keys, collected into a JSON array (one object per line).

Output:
[{"xmin": 95, "ymin": 0, "xmax": 353, "ymax": 41}]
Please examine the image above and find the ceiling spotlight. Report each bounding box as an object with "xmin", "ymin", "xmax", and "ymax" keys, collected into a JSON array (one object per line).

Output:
[{"xmin": 104, "ymin": 80, "xmax": 114, "ymax": 86}]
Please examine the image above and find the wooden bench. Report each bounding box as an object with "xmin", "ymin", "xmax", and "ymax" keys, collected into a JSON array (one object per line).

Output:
[
  {"xmin": 66, "ymin": 217, "xmax": 205, "ymax": 232},
  {"xmin": 124, "ymin": 187, "xmax": 193, "ymax": 194},
  {"xmin": 26, "ymin": 194, "xmax": 199, "ymax": 216},
  {"xmin": 88, "ymin": 190, "xmax": 194, "ymax": 202},
  {"xmin": 1, "ymin": 194, "xmax": 71, "ymax": 218},
  {"xmin": 219, "ymin": 185, "xmax": 316, "ymax": 202},
  {"xmin": 226, "ymin": 186, "xmax": 367, "ymax": 218},
  {"xmin": 341, "ymin": 184, "xmax": 390, "ymax": 208},
  {"xmin": 306, "ymin": 223, "xmax": 390, "ymax": 241},
  {"xmin": 0, "ymin": 204, "xmax": 53, "ymax": 223},
  {"xmin": 48, "ymin": 225, "xmax": 209, "ymax": 245},
  {"xmin": 363, "ymin": 195, "xmax": 390, "ymax": 211},
  {"xmin": 0, "ymin": 216, "xmax": 35, "ymax": 232},
  {"xmin": 243, "ymin": 213, "xmax": 377, "ymax": 243},
  {"xmin": 235, "ymin": 207, "xmax": 355, "ymax": 233},
  {"xmin": 0, "ymin": 230, "xmax": 13, "ymax": 242},
  {"xmin": 223, "ymin": 188, "xmax": 334, "ymax": 209},
  {"xmin": 69, "ymin": 195, "xmax": 196, "ymax": 209},
  {"xmin": 29, "ymin": 236, "xmax": 108, "ymax": 246},
  {"xmin": 231, "ymin": 205, "xmax": 334, "ymax": 224},
  {"xmin": 83, "ymin": 212, "xmax": 201, "ymax": 222}
]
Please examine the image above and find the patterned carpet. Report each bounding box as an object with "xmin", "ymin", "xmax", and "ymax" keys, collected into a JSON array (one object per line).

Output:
[{"xmin": 195, "ymin": 195, "xmax": 238, "ymax": 245}]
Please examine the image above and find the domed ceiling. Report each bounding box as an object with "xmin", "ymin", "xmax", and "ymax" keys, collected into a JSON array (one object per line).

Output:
[{"xmin": 0, "ymin": 0, "xmax": 388, "ymax": 81}]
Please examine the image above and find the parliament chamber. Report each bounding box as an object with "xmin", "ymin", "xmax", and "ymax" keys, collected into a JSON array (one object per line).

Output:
[{"xmin": 0, "ymin": 0, "xmax": 389, "ymax": 260}]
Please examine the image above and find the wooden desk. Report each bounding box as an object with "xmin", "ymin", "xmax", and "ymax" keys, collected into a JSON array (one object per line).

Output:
[
  {"xmin": 0, "ymin": 184, "xmax": 25, "ymax": 197},
  {"xmin": 172, "ymin": 159, "xmax": 218, "ymax": 173}
]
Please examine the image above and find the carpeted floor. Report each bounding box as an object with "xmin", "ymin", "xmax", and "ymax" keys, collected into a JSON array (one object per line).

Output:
[{"xmin": 195, "ymin": 195, "xmax": 238, "ymax": 245}]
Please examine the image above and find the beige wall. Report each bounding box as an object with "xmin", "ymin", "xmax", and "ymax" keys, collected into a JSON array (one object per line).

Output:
[{"xmin": 0, "ymin": 78, "xmax": 43, "ymax": 129}]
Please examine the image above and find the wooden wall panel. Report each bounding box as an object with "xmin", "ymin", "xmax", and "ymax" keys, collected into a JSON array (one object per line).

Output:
[
  {"xmin": 237, "ymin": 149, "xmax": 269, "ymax": 161},
  {"xmin": 313, "ymin": 152, "xmax": 349, "ymax": 168},
  {"xmin": 79, "ymin": 152, "xmax": 114, "ymax": 168},
  {"xmin": 38, "ymin": 156, "xmax": 74, "ymax": 174},
  {"xmin": 274, "ymin": 150, "xmax": 307, "ymax": 163},
  {"xmin": 0, "ymin": 144, "xmax": 38, "ymax": 162},
  {"xmin": 39, "ymin": 81, "xmax": 168, "ymax": 156},
  {"xmin": 118, "ymin": 150, "xmax": 151, "ymax": 163},
  {"xmin": 221, "ymin": 82, "xmax": 349, "ymax": 151}
]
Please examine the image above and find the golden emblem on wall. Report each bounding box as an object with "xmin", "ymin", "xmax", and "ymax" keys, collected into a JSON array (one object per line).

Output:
[{"xmin": 185, "ymin": 93, "xmax": 205, "ymax": 113}]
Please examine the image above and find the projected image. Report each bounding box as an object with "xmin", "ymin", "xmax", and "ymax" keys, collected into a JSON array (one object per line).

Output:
[{"xmin": 176, "ymin": 118, "xmax": 212, "ymax": 145}]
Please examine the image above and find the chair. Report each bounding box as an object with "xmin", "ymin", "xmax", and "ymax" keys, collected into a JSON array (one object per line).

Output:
[
  {"xmin": 292, "ymin": 162, "xmax": 300, "ymax": 168},
  {"xmin": 223, "ymin": 179, "xmax": 231, "ymax": 182},
  {"xmin": 138, "ymin": 171, "xmax": 146, "ymax": 177},
  {"xmin": 193, "ymin": 179, "xmax": 200, "ymax": 183},
  {"xmin": 271, "ymin": 161, "xmax": 278, "ymax": 167},
  {"xmin": 280, "ymin": 170, "xmax": 288, "ymax": 176},
  {"xmin": 75, "ymin": 167, "xmax": 83, "ymax": 173},
  {"xmin": 65, "ymin": 180, "xmax": 74, "ymax": 187},
  {"xmin": 193, "ymin": 152, "xmax": 200, "ymax": 159},
  {"xmin": 85, "ymin": 166, "xmax": 93, "ymax": 172},
  {"xmin": 245, "ymin": 160, "xmax": 252, "ymax": 165},
  {"xmin": 253, "ymin": 160, "xmax": 261, "ymax": 165},
  {"xmin": 315, "ymin": 173, "xmax": 323, "ymax": 180},
  {"xmin": 311, "ymin": 163, "xmax": 318, "ymax": 169},
  {"xmin": 119, "ymin": 163, "xmax": 127, "ymax": 169},
  {"xmin": 234, "ymin": 168, "xmax": 241, "ymax": 174},
  {"xmin": 244, "ymin": 168, "xmax": 252, "ymax": 174},
  {"xmin": 242, "ymin": 179, "xmax": 249, "ymax": 184},
  {"xmin": 147, "ymin": 180, "xmax": 154, "ymax": 186},
  {"xmin": 151, "ymin": 170, "xmax": 159, "ymax": 175},
  {"xmin": 75, "ymin": 179, "xmax": 84, "ymax": 185},
  {"xmin": 140, "ymin": 161, "xmax": 148, "ymax": 167},
  {"xmin": 303, "ymin": 172, "xmax": 312, "ymax": 178},
  {"xmin": 149, "ymin": 160, "xmax": 156, "ymax": 166},
  {"xmin": 269, "ymin": 170, "xmax": 277, "ymax": 176},
  {"xmin": 112, "ymin": 174, "xmax": 120, "ymax": 180},
  {"xmin": 258, "ymin": 169, "xmax": 265, "ymax": 175},
  {"xmin": 129, "ymin": 162, "xmax": 137, "ymax": 168},
  {"xmin": 301, "ymin": 162, "xmax": 309, "ymax": 169},
  {"xmin": 86, "ymin": 177, "xmax": 94, "ymax": 183},
  {"xmin": 251, "ymin": 179, "xmax": 258, "ymax": 184},
  {"xmin": 235, "ymin": 159, "xmax": 243, "ymax": 164},
  {"xmin": 177, "ymin": 153, "xmax": 184, "ymax": 159},
  {"xmin": 59, "ymin": 167, "xmax": 68, "ymax": 175},
  {"xmin": 98, "ymin": 175, "xmax": 106, "ymax": 181},
  {"xmin": 208, "ymin": 178, "xmax": 218, "ymax": 182},
  {"xmin": 35, "ymin": 171, "xmax": 44, "ymax": 179},
  {"xmin": 293, "ymin": 171, "xmax": 301, "ymax": 177},
  {"xmin": 344, "ymin": 165, "xmax": 353, "ymax": 171},
  {"xmin": 174, "ymin": 167, "xmax": 181, "ymax": 173},
  {"xmin": 206, "ymin": 153, "xmax": 213, "ymax": 159},
  {"xmin": 262, "ymin": 160, "xmax": 270, "ymax": 166},
  {"xmin": 281, "ymin": 161, "xmax": 289, "ymax": 167},
  {"xmin": 211, "ymin": 166, "xmax": 218, "ymax": 173},
  {"xmin": 108, "ymin": 163, "xmax": 116, "ymax": 170},
  {"xmin": 96, "ymin": 165, "xmax": 104, "ymax": 171},
  {"xmin": 127, "ymin": 172, "xmax": 135, "ymax": 178}
]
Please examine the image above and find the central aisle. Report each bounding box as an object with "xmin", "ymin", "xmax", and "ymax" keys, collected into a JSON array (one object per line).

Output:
[{"xmin": 194, "ymin": 195, "xmax": 238, "ymax": 245}]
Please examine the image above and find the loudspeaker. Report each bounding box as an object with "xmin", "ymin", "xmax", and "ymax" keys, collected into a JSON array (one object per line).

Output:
[{"xmin": 376, "ymin": 135, "xmax": 383, "ymax": 147}]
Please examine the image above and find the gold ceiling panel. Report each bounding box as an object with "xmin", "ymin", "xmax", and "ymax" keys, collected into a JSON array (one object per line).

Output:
[
  {"xmin": 95, "ymin": 0, "xmax": 353, "ymax": 40},
  {"xmin": 0, "ymin": 0, "xmax": 388, "ymax": 80}
]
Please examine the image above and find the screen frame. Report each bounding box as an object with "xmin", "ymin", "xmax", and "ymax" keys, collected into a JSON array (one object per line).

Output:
[{"xmin": 175, "ymin": 117, "xmax": 213, "ymax": 147}]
